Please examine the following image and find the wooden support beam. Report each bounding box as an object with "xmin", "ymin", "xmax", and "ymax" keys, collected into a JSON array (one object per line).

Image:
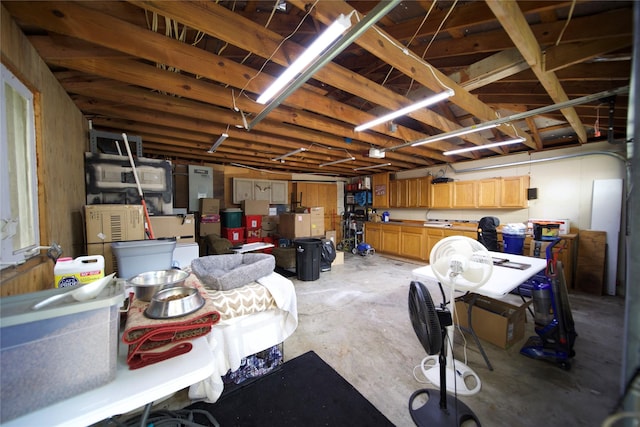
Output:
[{"xmin": 486, "ymin": 0, "xmax": 588, "ymax": 143}]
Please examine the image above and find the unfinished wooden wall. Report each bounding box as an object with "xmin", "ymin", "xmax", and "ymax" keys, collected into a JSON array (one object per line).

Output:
[{"xmin": 1, "ymin": 7, "xmax": 87, "ymax": 295}]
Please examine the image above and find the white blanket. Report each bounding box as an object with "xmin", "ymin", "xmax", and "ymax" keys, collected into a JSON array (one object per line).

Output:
[{"xmin": 188, "ymin": 272, "xmax": 298, "ymax": 402}]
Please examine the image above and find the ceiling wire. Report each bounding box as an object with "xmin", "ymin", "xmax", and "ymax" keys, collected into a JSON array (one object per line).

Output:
[
  {"xmin": 234, "ymin": 0, "xmax": 320, "ymax": 104},
  {"xmin": 236, "ymin": 0, "xmax": 280, "ymax": 67},
  {"xmin": 405, "ymin": 0, "xmax": 458, "ymax": 95},
  {"xmin": 555, "ymin": 0, "xmax": 577, "ymax": 46},
  {"xmin": 355, "ymin": 6, "xmax": 454, "ymax": 104},
  {"xmin": 379, "ymin": 1, "xmax": 437, "ymax": 89},
  {"xmin": 216, "ymin": 0, "xmax": 236, "ymax": 56}
]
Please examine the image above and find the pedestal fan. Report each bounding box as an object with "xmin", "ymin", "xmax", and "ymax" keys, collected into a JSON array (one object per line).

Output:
[{"xmin": 408, "ymin": 236, "xmax": 493, "ymax": 426}]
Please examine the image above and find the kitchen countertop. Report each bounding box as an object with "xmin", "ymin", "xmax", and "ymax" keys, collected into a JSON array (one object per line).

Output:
[
  {"xmin": 367, "ymin": 220, "xmax": 478, "ymax": 232},
  {"xmin": 367, "ymin": 220, "xmax": 577, "ymax": 238}
]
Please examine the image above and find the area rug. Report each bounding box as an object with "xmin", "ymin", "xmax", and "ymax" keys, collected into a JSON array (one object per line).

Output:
[{"xmin": 186, "ymin": 351, "xmax": 394, "ymax": 426}]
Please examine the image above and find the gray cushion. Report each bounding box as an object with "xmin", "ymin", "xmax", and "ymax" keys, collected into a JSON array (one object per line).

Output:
[{"xmin": 191, "ymin": 253, "xmax": 275, "ymax": 291}]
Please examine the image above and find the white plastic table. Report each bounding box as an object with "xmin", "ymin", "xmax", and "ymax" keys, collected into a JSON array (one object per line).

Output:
[
  {"xmin": 3, "ymin": 336, "xmax": 215, "ymax": 427},
  {"xmin": 231, "ymin": 242, "xmax": 275, "ymax": 254},
  {"xmin": 412, "ymin": 251, "xmax": 548, "ymax": 370},
  {"xmin": 412, "ymin": 251, "xmax": 548, "ymax": 299}
]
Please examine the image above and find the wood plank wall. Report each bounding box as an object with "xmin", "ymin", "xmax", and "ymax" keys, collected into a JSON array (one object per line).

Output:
[{"xmin": 1, "ymin": 7, "xmax": 87, "ymax": 296}]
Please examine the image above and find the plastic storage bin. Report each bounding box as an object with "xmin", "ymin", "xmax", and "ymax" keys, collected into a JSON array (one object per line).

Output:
[
  {"xmin": 294, "ymin": 238, "xmax": 322, "ymax": 281},
  {"xmin": 0, "ymin": 281, "xmax": 125, "ymax": 423},
  {"xmin": 222, "ymin": 227, "xmax": 245, "ymax": 244},
  {"xmin": 222, "ymin": 208, "xmax": 242, "ymax": 228},
  {"xmin": 111, "ymin": 238, "xmax": 176, "ymax": 279},
  {"xmin": 502, "ymin": 223, "xmax": 527, "ymax": 255},
  {"xmin": 242, "ymin": 215, "xmax": 262, "ymax": 230},
  {"xmin": 503, "ymin": 234, "xmax": 525, "ymax": 255}
]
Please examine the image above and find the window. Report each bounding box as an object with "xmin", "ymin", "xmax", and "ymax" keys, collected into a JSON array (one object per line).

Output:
[{"xmin": 1, "ymin": 63, "xmax": 39, "ymax": 268}]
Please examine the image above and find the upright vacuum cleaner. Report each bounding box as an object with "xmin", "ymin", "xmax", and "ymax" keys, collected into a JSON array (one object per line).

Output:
[{"xmin": 520, "ymin": 239, "xmax": 578, "ymax": 370}]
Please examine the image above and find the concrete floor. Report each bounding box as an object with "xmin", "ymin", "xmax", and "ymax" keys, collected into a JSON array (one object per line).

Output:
[
  {"xmin": 283, "ymin": 252, "xmax": 625, "ymax": 427},
  {"xmin": 109, "ymin": 251, "xmax": 626, "ymax": 427}
]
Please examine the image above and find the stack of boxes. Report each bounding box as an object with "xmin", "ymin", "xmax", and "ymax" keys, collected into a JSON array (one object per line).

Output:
[
  {"xmin": 241, "ymin": 200, "xmax": 270, "ymax": 246},
  {"xmin": 243, "ymin": 214, "xmax": 263, "ymax": 244},
  {"xmin": 221, "ymin": 208, "xmax": 244, "ymax": 245},
  {"xmin": 277, "ymin": 207, "xmax": 325, "ymax": 240},
  {"xmin": 84, "ymin": 204, "xmax": 146, "ymax": 275},
  {"xmin": 199, "ymin": 198, "xmax": 221, "ymax": 238}
]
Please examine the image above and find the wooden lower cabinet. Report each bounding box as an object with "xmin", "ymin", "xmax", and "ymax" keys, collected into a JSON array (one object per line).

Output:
[
  {"xmin": 365, "ymin": 223, "xmax": 381, "ymax": 252},
  {"xmin": 400, "ymin": 227, "xmax": 427, "ymax": 260},
  {"xmin": 380, "ymin": 224, "xmax": 401, "ymax": 255},
  {"xmin": 426, "ymin": 228, "xmax": 445, "ymax": 258}
]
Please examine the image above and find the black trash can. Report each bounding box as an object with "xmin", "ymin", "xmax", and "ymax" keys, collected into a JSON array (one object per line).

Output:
[{"xmin": 294, "ymin": 238, "xmax": 322, "ymax": 281}]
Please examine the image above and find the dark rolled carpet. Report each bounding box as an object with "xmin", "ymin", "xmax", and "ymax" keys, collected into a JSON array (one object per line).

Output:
[
  {"xmin": 186, "ymin": 350, "xmax": 394, "ymax": 426},
  {"xmin": 274, "ymin": 266, "xmax": 297, "ymax": 278}
]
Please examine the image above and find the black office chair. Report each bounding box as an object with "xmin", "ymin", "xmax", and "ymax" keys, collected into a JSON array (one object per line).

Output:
[{"xmin": 477, "ymin": 216, "xmax": 500, "ymax": 251}]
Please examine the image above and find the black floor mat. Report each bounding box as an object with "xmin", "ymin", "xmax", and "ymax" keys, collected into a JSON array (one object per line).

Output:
[
  {"xmin": 274, "ymin": 266, "xmax": 297, "ymax": 278},
  {"xmin": 186, "ymin": 351, "xmax": 394, "ymax": 426}
]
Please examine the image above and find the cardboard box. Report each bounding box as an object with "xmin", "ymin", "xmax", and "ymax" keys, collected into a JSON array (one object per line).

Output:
[
  {"xmin": 325, "ymin": 230, "xmax": 337, "ymax": 243},
  {"xmin": 84, "ymin": 205, "xmax": 145, "ymax": 244},
  {"xmin": 261, "ymin": 215, "xmax": 279, "ymax": 237},
  {"xmin": 149, "ymin": 214, "xmax": 196, "ymax": 243},
  {"xmin": 278, "ymin": 213, "xmax": 311, "ymax": 238},
  {"xmin": 455, "ymin": 294, "xmax": 530, "ymax": 349},
  {"xmin": 309, "ymin": 207, "xmax": 324, "ymax": 236},
  {"xmin": 333, "ymin": 251, "xmax": 344, "ymax": 265},
  {"xmin": 528, "ymin": 218, "xmax": 570, "ymax": 235},
  {"xmin": 199, "ymin": 222, "xmax": 222, "ymax": 237},
  {"xmin": 309, "ymin": 206, "xmax": 324, "ymax": 218},
  {"xmin": 242, "ymin": 200, "xmax": 270, "ymax": 216},
  {"xmin": 529, "ymin": 239, "xmax": 568, "ymax": 259},
  {"xmin": 86, "ymin": 243, "xmax": 116, "ymax": 276},
  {"xmin": 199, "ymin": 198, "xmax": 220, "ymax": 215}
]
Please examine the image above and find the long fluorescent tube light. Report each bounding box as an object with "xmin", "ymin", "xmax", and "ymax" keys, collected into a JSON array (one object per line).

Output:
[
  {"xmin": 207, "ymin": 133, "xmax": 228, "ymax": 153},
  {"xmin": 355, "ymin": 89, "xmax": 454, "ymax": 132},
  {"xmin": 319, "ymin": 156, "xmax": 355, "ymax": 167},
  {"xmin": 411, "ymin": 123, "xmax": 498, "ymax": 147},
  {"xmin": 256, "ymin": 14, "xmax": 352, "ymax": 105},
  {"xmin": 248, "ymin": 1, "xmax": 401, "ymax": 130},
  {"xmin": 271, "ymin": 147, "xmax": 307, "ymax": 162},
  {"xmin": 354, "ymin": 162, "xmax": 392, "ymax": 171},
  {"xmin": 443, "ymin": 137, "xmax": 526, "ymax": 156}
]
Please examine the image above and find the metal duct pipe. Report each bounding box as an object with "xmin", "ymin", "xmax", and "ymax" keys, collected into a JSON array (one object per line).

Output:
[
  {"xmin": 449, "ymin": 149, "xmax": 628, "ymax": 174},
  {"xmin": 387, "ymin": 85, "xmax": 630, "ymax": 152}
]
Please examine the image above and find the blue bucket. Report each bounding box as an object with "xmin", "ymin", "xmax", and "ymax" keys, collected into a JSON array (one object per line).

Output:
[{"xmin": 503, "ymin": 233, "xmax": 525, "ymax": 255}]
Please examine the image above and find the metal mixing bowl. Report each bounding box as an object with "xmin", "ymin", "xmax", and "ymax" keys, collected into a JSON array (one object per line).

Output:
[
  {"xmin": 127, "ymin": 269, "xmax": 189, "ymax": 301},
  {"xmin": 144, "ymin": 286, "xmax": 205, "ymax": 319}
]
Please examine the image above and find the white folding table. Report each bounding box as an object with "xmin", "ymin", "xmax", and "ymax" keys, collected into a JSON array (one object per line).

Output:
[
  {"xmin": 231, "ymin": 242, "xmax": 275, "ymax": 254},
  {"xmin": 3, "ymin": 336, "xmax": 215, "ymax": 427},
  {"xmin": 412, "ymin": 251, "xmax": 548, "ymax": 369}
]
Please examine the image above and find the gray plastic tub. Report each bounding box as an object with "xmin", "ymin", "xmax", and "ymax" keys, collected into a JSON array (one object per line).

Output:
[
  {"xmin": 0, "ymin": 281, "xmax": 125, "ymax": 423},
  {"xmin": 111, "ymin": 238, "xmax": 176, "ymax": 279}
]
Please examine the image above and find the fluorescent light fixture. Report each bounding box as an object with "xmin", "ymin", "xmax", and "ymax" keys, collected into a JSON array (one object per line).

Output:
[
  {"xmin": 319, "ymin": 156, "xmax": 355, "ymax": 167},
  {"xmin": 354, "ymin": 162, "xmax": 392, "ymax": 171},
  {"xmin": 411, "ymin": 123, "xmax": 498, "ymax": 147},
  {"xmin": 443, "ymin": 137, "xmax": 525, "ymax": 156},
  {"xmin": 256, "ymin": 14, "xmax": 352, "ymax": 105},
  {"xmin": 271, "ymin": 147, "xmax": 307, "ymax": 162},
  {"xmin": 368, "ymin": 148, "xmax": 386, "ymax": 158},
  {"xmin": 207, "ymin": 133, "xmax": 228, "ymax": 153},
  {"xmin": 355, "ymin": 89, "xmax": 454, "ymax": 132}
]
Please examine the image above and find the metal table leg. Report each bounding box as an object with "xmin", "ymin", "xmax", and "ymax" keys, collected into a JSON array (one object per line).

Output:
[{"xmin": 456, "ymin": 293, "xmax": 494, "ymax": 371}]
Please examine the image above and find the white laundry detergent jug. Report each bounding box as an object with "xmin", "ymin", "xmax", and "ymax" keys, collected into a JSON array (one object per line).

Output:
[{"xmin": 54, "ymin": 255, "xmax": 105, "ymax": 288}]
